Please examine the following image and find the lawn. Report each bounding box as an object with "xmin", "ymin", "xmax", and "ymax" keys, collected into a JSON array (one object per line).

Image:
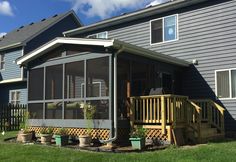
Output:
[{"xmin": 0, "ymin": 131, "xmax": 236, "ymax": 162}]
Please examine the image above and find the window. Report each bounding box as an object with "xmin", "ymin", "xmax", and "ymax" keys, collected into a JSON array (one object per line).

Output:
[
  {"xmin": 87, "ymin": 32, "xmax": 108, "ymax": 39},
  {"xmin": 10, "ymin": 90, "xmax": 20, "ymax": 105},
  {"xmin": 216, "ymin": 69, "xmax": 236, "ymax": 99},
  {"xmin": 151, "ymin": 15, "xmax": 178, "ymax": 44},
  {"xmin": 0, "ymin": 54, "xmax": 5, "ymax": 70}
]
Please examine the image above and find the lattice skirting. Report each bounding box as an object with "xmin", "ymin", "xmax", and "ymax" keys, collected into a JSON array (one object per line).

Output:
[{"xmin": 29, "ymin": 127, "xmax": 110, "ymax": 140}]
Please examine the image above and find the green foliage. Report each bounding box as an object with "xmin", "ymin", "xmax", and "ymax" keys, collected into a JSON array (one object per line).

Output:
[
  {"xmin": 55, "ymin": 128, "xmax": 67, "ymax": 136},
  {"xmin": 19, "ymin": 111, "xmax": 30, "ymax": 133},
  {"xmin": 1, "ymin": 136, "xmax": 236, "ymax": 162},
  {"xmin": 80, "ymin": 102, "xmax": 96, "ymax": 135},
  {"xmin": 130, "ymin": 126, "xmax": 146, "ymax": 138},
  {"xmin": 40, "ymin": 127, "xmax": 53, "ymax": 135}
]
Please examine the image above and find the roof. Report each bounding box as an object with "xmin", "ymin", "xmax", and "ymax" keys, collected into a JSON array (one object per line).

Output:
[
  {"xmin": 0, "ymin": 10, "xmax": 82, "ymax": 51},
  {"xmin": 64, "ymin": 0, "xmax": 208, "ymax": 36},
  {"xmin": 16, "ymin": 37, "xmax": 190, "ymax": 67}
]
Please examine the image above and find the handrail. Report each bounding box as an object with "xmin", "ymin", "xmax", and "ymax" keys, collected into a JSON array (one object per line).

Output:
[{"xmin": 192, "ymin": 99, "xmax": 225, "ymax": 133}]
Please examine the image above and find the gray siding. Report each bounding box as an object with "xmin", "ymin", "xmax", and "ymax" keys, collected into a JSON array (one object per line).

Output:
[
  {"xmin": 0, "ymin": 48, "xmax": 23, "ymax": 81},
  {"xmin": 76, "ymin": 0, "xmax": 236, "ymax": 131}
]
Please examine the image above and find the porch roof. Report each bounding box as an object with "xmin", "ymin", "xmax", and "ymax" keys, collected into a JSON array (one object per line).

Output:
[{"xmin": 16, "ymin": 37, "xmax": 190, "ymax": 67}]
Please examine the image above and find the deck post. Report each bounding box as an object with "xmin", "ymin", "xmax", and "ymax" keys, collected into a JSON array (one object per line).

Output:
[
  {"xmin": 161, "ymin": 96, "xmax": 166, "ymax": 134},
  {"xmin": 130, "ymin": 97, "xmax": 135, "ymax": 129}
]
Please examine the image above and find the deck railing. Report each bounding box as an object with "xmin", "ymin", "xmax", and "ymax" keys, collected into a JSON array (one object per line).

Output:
[
  {"xmin": 192, "ymin": 99, "xmax": 225, "ymax": 133},
  {"xmin": 130, "ymin": 95, "xmax": 202, "ymax": 135}
]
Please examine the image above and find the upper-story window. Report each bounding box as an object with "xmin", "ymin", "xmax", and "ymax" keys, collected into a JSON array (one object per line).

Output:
[
  {"xmin": 0, "ymin": 53, "xmax": 5, "ymax": 70},
  {"xmin": 216, "ymin": 69, "xmax": 236, "ymax": 99},
  {"xmin": 87, "ymin": 31, "xmax": 108, "ymax": 39},
  {"xmin": 150, "ymin": 15, "xmax": 178, "ymax": 44}
]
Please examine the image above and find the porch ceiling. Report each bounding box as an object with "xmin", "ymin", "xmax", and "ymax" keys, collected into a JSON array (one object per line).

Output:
[{"xmin": 16, "ymin": 37, "xmax": 190, "ymax": 67}]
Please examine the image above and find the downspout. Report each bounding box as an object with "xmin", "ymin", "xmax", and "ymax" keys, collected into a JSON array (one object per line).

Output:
[{"xmin": 100, "ymin": 47, "xmax": 124, "ymax": 143}]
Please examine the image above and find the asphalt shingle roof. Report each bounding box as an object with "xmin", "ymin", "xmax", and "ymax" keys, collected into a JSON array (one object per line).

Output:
[{"xmin": 0, "ymin": 11, "xmax": 76, "ymax": 50}]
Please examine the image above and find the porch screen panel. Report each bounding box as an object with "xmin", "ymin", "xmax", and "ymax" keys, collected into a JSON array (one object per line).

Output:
[
  {"xmin": 28, "ymin": 103, "xmax": 43, "ymax": 119},
  {"xmin": 46, "ymin": 65, "xmax": 63, "ymax": 99},
  {"xmin": 65, "ymin": 101, "xmax": 84, "ymax": 119},
  {"xmin": 217, "ymin": 71, "xmax": 229, "ymax": 98},
  {"xmin": 45, "ymin": 102, "xmax": 62, "ymax": 119},
  {"xmin": 89, "ymin": 100, "xmax": 109, "ymax": 119},
  {"xmin": 28, "ymin": 68, "xmax": 44, "ymax": 100},
  {"xmin": 65, "ymin": 61, "xmax": 84, "ymax": 99},
  {"xmin": 86, "ymin": 57, "xmax": 109, "ymax": 97},
  {"xmin": 231, "ymin": 70, "xmax": 236, "ymax": 97}
]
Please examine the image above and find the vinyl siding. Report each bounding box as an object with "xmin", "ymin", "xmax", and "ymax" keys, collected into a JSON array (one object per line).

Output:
[
  {"xmin": 0, "ymin": 48, "xmax": 23, "ymax": 81},
  {"xmin": 76, "ymin": 0, "xmax": 236, "ymax": 131}
]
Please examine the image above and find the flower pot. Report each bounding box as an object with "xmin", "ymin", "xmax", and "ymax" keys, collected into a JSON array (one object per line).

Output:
[
  {"xmin": 55, "ymin": 135, "xmax": 69, "ymax": 146},
  {"xmin": 129, "ymin": 137, "xmax": 145, "ymax": 150},
  {"xmin": 79, "ymin": 135, "xmax": 92, "ymax": 147},
  {"xmin": 21, "ymin": 133, "xmax": 33, "ymax": 143},
  {"xmin": 40, "ymin": 134, "xmax": 52, "ymax": 145}
]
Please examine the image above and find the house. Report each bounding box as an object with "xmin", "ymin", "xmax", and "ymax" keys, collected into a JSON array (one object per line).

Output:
[
  {"xmin": 16, "ymin": 0, "xmax": 234, "ymax": 144},
  {"xmin": 0, "ymin": 10, "xmax": 82, "ymax": 105}
]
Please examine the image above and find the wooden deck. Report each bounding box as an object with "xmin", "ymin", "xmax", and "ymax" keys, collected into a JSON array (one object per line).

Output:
[{"xmin": 129, "ymin": 95, "xmax": 225, "ymax": 145}]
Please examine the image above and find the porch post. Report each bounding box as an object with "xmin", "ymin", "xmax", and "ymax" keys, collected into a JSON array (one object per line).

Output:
[{"xmin": 161, "ymin": 96, "xmax": 166, "ymax": 134}]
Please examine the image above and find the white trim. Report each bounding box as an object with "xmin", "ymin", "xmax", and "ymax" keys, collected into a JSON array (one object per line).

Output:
[
  {"xmin": 150, "ymin": 14, "xmax": 179, "ymax": 46},
  {"xmin": 21, "ymin": 48, "xmax": 24, "ymax": 80},
  {"xmin": 87, "ymin": 31, "xmax": 108, "ymax": 39},
  {"xmin": 0, "ymin": 78, "xmax": 26, "ymax": 84},
  {"xmin": 16, "ymin": 37, "xmax": 114, "ymax": 65},
  {"xmin": 215, "ymin": 68, "xmax": 236, "ymax": 100},
  {"xmin": 9, "ymin": 90, "xmax": 21, "ymax": 105}
]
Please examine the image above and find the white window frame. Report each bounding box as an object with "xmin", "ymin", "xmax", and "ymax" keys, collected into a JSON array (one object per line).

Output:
[
  {"xmin": 81, "ymin": 81, "xmax": 102, "ymax": 98},
  {"xmin": 10, "ymin": 90, "xmax": 21, "ymax": 105},
  {"xmin": 150, "ymin": 14, "xmax": 179, "ymax": 45},
  {"xmin": 87, "ymin": 31, "xmax": 108, "ymax": 39},
  {"xmin": 0, "ymin": 53, "xmax": 5, "ymax": 70},
  {"xmin": 215, "ymin": 68, "xmax": 236, "ymax": 100}
]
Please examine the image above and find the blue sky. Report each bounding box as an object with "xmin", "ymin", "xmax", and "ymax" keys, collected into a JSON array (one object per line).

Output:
[{"xmin": 0, "ymin": 0, "xmax": 168, "ymax": 36}]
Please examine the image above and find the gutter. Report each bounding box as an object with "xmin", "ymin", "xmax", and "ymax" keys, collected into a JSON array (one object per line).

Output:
[
  {"xmin": 0, "ymin": 42, "xmax": 24, "ymax": 51},
  {"xmin": 100, "ymin": 46, "xmax": 124, "ymax": 144}
]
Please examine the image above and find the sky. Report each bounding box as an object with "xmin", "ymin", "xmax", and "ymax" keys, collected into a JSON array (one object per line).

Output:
[{"xmin": 0, "ymin": 0, "xmax": 169, "ymax": 36}]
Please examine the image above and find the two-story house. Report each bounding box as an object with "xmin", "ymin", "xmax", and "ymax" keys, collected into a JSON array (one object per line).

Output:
[
  {"xmin": 16, "ymin": 0, "xmax": 235, "ymax": 144},
  {"xmin": 0, "ymin": 10, "xmax": 82, "ymax": 105}
]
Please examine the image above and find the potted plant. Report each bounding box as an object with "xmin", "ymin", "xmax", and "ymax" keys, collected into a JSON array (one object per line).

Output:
[
  {"xmin": 17, "ymin": 111, "xmax": 33, "ymax": 143},
  {"xmin": 54, "ymin": 128, "xmax": 68, "ymax": 146},
  {"xmin": 40, "ymin": 127, "xmax": 53, "ymax": 145},
  {"xmin": 79, "ymin": 102, "xmax": 96, "ymax": 147},
  {"xmin": 129, "ymin": 126, "xmax": 146, "ymax": 150}
]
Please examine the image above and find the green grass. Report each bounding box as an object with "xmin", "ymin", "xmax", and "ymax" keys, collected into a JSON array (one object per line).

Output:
[{"xmin": 0, "ymin": 131, "xmax": 236, "ymax": 162}]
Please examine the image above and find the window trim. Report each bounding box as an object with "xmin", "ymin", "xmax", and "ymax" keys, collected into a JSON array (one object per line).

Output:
[
  {"xmin": 10, "ymin": 90, "xmax": 21, "ymax": 105},
  {"xmin": 150, "ymin": 14, "xmax": 179, "ymax": 45},
  {"xmin": 87, "ymin": 31, "xmax": 108, "ymax": 39},
  {"xmin": 215, "ymin": 68, "xmax": 236, "ymax": 100},
  {"xmin": 0, "ymin": 53, "xmax": 5, "ymax": 70}
]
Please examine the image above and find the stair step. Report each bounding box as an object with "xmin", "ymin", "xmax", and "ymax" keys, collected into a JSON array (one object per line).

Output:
[
  {"xmin": 200, "ymin": 133, "xmax": 225, "ymax": 143},
  {"xmin": 201, "ymin": 128, "xmax": 217, "ymax": 137},
  {"xmin": 201, "ymin": 123, "xmax": 211, "ymax": 129}
]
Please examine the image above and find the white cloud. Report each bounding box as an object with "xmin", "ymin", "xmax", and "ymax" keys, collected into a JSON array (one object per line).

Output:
[
  {"xmin": 0, "ymin": 32, "xmax": 7, "ymax": 38},
  {"xmin": 0, "ymin": 1, "xmax": 14, "ymax": 16},
  {"xmin": 146, "ymin": 0, "xmax": 170, "ymax": 7},
  {"xmin": 65, "ymin": 0, "xmax": 159, "ymax": 19}
]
